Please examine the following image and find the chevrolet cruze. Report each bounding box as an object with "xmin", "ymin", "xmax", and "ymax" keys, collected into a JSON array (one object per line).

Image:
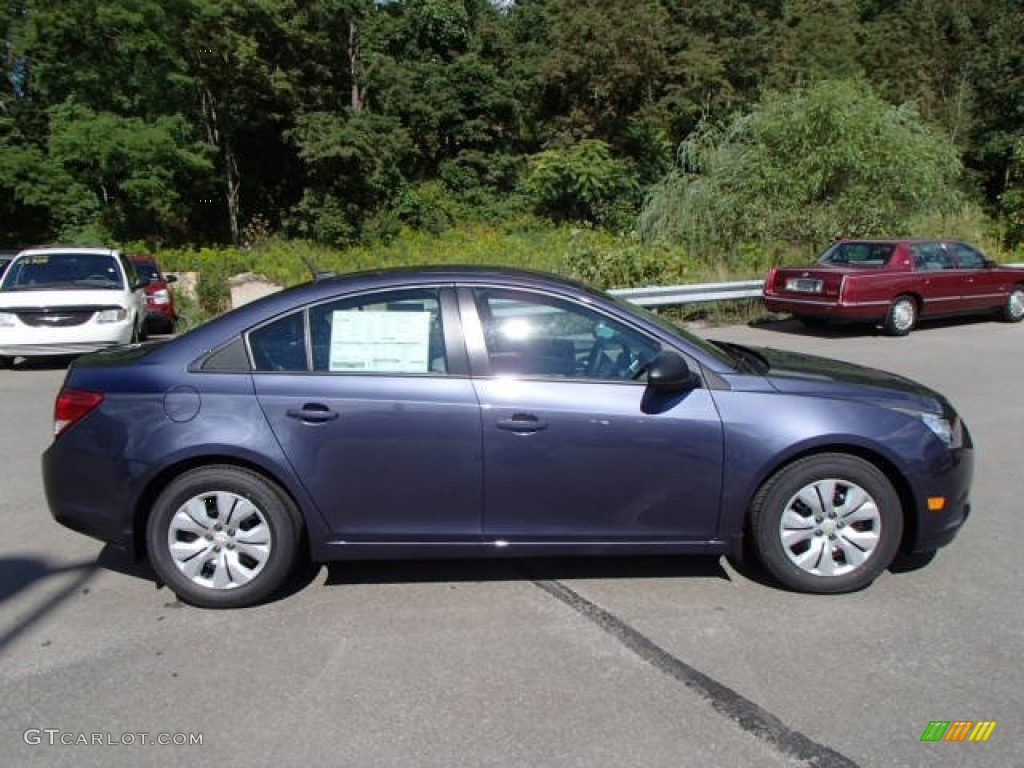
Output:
[{"xmin": 43, "ymin": 267, "xmax": 972, "ymax": 608}]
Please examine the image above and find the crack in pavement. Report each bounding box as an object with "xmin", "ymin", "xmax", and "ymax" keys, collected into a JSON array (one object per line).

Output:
[{"xmin": 531, "ymin": 577, "xmax": 859, "ymax": 768}]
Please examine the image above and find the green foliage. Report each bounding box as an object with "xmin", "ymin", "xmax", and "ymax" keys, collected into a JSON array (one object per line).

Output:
[
  {"xmin": 3, "ymin": 0, "xmax": 1024, "ymax": 252},
  {"xmin": 523, "ymin": 140, "xmax": 638, "ymax": 227},
  {"xmin": 640, "ymin": 80, "xmax": 966, "ymax": 259}
]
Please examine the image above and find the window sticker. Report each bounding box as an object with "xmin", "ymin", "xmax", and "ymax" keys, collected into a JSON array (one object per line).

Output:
[{"xmin": 329, "ymin": 310, "xmax": 431, "ymax": 373}]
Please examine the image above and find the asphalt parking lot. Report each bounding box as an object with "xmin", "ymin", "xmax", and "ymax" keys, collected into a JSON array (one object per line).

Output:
[{"xmin": 1, "ymin": 317, "xmax": 1020, "ymax": 767}]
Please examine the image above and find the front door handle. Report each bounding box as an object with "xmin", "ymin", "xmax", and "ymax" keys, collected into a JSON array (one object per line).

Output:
[
  {"xmin": 496, "ymin": 413, "xmax": 548, "ymax": 433},
  {"xmin": 287, "ymin": 403, "xmax": 339, "ymax": 423}
]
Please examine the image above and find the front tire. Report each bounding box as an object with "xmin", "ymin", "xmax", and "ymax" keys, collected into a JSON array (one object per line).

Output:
[
  {"xmin": 883, "ymin": 295, "xmax": 917, "ymax": 336},
  {"xmin": 1002, "ymin": 285, "xmax": 1024, "ymax": 323},
  {"xmin": 750, "ymin": 454, "xmax": 903, "ymax": 594},
  {"xmin": 146, "ymin": 466, "xmax": 302, "ymax": 608}
]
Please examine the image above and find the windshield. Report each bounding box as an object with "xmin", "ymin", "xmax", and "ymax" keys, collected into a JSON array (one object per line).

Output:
[
  {"xmin": 817, "ymin": 242, "xmax": 895, "ymax": 267},
  {"xmin": 1, "ymin": 252, "xmax": 124, "ymax": 291}
]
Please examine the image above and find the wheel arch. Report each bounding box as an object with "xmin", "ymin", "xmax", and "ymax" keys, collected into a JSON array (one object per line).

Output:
[{"xmin": 132, "ymin": 455, "xmax": 310, "ymax": 563}]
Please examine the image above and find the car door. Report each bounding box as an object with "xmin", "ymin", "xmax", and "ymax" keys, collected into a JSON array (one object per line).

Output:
[
  {"xmin": 250, "ymin": 286, "xmax": 483, "ymax": 540},
  {"xmin": 948, "ymin": 241, "xmax": 1003, "ymax": 310},
  {"xmin": 909, "ymin": 242, "xmax": 964, "ymax": 317},
  {"xmin": 461, "ymin": 286, "xmax": 724, "ymax": 542}
]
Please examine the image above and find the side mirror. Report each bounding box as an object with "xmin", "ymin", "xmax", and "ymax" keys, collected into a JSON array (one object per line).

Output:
[
  {"xmin": 646, "ymin": 351, "xmax": 699, "ymax": 393},
  {"xmin": 165, "ymin": 273, "xmax": 178, "ymax": 283},
  {"xmin": 983, "ymin": 259, "xmax": 998, "ymax": 269}
]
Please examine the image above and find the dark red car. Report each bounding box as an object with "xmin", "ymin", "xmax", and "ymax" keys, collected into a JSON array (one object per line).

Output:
[
  {"xmin": 763, "ymin": 239, "xmax": 1024, "ymax": 335},
  {"xmin": 129, "ymin": 254, "xmax": 178, "ymax": 335}
]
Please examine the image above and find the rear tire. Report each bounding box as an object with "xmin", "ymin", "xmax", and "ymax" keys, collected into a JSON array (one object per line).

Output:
[
  {"xmin": 750, "ymin": 454, "xmax": 903, "ymax": 594},
  {"xmin": 883, "ymin": 295, "xmax": 917, "ymax": 336},
  {"xmin": 146, "ymin": 466, "xmax": 303, "ymax": 609},
  {"xmin": 1002, "ymin": 285, "xmax": 1024, "ymax": 323}
]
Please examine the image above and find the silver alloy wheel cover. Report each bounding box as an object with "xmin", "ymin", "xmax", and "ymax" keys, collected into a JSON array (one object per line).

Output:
[
  {"xmin": 166, "ymin": 491, "xmax": 273, "ymax": 590},
  {"xmin": 890, "ymin": 299, "xmax": 915, "ymax": 332},
  {"xmin": 1009, "ymin": 289, "xmax": 1024, "ymax": 320},
  {"xmin": 778, "ymin": 478, "xmax": 881, "ymax": 577}
]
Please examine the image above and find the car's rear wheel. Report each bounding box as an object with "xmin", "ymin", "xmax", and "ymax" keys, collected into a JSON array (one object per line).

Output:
[
  {"xmin": 883, "ymin": 295, "xmax": 917, "ymax": 336},
  {"xmin": 146, "ymin": 466, "xmax": 302, "ymax": 608},
  {"xmin": 750, "ymin": 454, "xmax": 903, "ymax": 593},
  {"xmin": 1002, "ymin": 285, "xmax": 1024, "ymax": 322}
]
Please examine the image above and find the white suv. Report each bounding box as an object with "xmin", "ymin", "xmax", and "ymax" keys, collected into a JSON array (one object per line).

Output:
[{"xmin": 0, "ymin": 246, "xmax": 148, "ymax": 366}]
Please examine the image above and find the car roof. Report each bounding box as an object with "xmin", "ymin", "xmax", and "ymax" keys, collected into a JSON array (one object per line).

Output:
[{"xmin": 17, "ymin": 245, "xmax": 119, "ymax": 256}]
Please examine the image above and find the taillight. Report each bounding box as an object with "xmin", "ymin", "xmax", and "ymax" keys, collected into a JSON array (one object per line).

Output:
[
  {"xmin": 54, "ymin": 387, "xmax": 104, "ymax": 437},
  {"xmin": 766, "ymin": 267, "xmax": 778, "ymax": 293}
]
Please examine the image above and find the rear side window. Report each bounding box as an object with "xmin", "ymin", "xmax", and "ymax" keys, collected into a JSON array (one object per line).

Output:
[
  {"xmin": 249, "ymin": 312, "xmax": 308, "ymax": 372},
  {"xmin": 309, "ymin": 289, "xmax": 446, "ymax": 374},
  {"xmin": 247, "ymin": 288, "xmax": 447, "ymax": 374},
  {"xmin": 911, "ymin": 243, "xmax": 953, "ymax": 270}
]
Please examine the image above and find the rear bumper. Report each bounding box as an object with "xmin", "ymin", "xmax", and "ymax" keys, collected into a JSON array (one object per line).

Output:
[
  {"xmin": 43, "ymin": 441, "xmax": 139, "ymax": 557},
  {"xmin": 763, "ymin": 294, "xmax": 886, "ymax": 321}
]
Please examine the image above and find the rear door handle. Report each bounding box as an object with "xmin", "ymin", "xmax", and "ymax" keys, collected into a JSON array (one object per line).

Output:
[
  {"xmin": 286, "ymin": 403, "xmax": 339, "ymax": 423},
  {"xmin": 496, "ymin": 413, "xmax": 548, "ymax": 433}
]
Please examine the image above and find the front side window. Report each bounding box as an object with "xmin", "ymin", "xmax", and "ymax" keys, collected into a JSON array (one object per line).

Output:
[
  {"xmin": 472, "ymin": 288, "xmax": 660, "ymax": 381},
  {"xmin": 951, "ymin": 243, "xmax": 986, "ymax": 269}
]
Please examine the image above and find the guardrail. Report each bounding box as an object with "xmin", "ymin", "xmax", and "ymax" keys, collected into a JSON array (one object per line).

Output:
[
  {"xmin": 609, "ymin": 280, "xmax": 765, "ymax": 307},
  {"xmin": 610, "ymin": 263, "xmax": 1024, "ymax": 308}
]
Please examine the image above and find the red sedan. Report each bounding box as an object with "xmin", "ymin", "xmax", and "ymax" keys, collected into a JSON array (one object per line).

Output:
[{"xmin": 763, "ymin": 239, "xmax": 1024, "ymax": 335}]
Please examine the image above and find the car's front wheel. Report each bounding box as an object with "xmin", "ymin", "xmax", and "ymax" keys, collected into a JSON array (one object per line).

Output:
[
  {"xmin": 750, "ymin": 454, "xmax": 903, "ymax": 593},
  {"xmin": 146, "ymin": 466, "xmax": 303, "ymax": 608},
  {"xmin": 1002, "ymin": 285, "xmax": 1024, "ymax": 323},
  {"xmin": 882, "ymin": 295, "xmax": 917, "ymax": 336}
]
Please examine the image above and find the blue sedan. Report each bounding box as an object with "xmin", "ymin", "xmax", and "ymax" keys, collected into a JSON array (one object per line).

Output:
[{"xmin": 43, "ymin": 267, "xmax": 973, "ymax": 608}]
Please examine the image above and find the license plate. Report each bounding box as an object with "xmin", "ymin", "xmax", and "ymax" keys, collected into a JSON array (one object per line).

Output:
[{"xmin": 785, "ymin": 278, "xmax": 823, "ymax": 293}]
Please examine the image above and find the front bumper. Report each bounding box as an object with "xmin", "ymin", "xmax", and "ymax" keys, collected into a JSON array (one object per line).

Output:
[{"xmin": 907, "ymin": 444, "xmax": 973, "ymax": 554}]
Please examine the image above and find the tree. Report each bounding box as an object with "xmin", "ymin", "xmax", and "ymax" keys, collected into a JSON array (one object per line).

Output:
[
  {"xmin": 523, "ymin": 139, "xmax": 637, "ymax": 226},
  {"xmin": 640, "ymin": 80, "xmax": 966, "ymax": 258}
]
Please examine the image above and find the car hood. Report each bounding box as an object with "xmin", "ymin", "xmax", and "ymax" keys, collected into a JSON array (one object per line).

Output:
[
  {"xmin": 751, "ymin": 345, "xmax": 947, "ymax": 414},
  {"xmin": 0, "ymin": 288, "xmax": 130, "ymax": 309}
]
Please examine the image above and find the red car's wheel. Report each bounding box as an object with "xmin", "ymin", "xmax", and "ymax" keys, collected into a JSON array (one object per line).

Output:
[{"xmin": 883, "ymin": 295, "xmax": 917, "ymax": 336}]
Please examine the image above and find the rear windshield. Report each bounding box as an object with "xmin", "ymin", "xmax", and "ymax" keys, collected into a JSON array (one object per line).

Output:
[
  {"xmin": 817, "ymin": 242, "xmax": 895, "ymax": 267},
  {"xmin": 1, "ymin": 252, "xmax": 124, "ymax": 291}
]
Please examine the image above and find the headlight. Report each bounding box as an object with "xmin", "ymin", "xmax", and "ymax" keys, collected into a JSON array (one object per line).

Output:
[
  {"xmin": 151, "ymin": 289, "xmax": 170, "ymax": 304},
  {"xmin": 904, "ymin": 410, "xmax": 962, "ymax": 449},
  {"xmin": 96, "ymin": 308, "xmax": 128, "ymax": 324},
  {"xmin": 0, "ymin": 312, "xmax": 16, "ymax": 327}
]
